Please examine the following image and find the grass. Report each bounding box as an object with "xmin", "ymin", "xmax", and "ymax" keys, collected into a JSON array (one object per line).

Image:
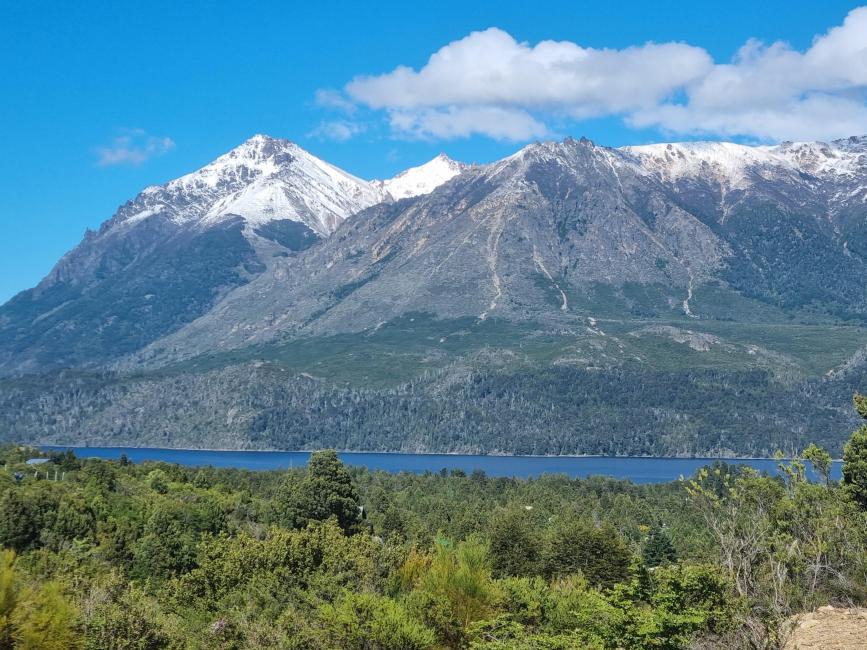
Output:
[
  {"xmin": 153, "ymin": 281, "xmax": 867, "ymax": 389},
  {"xmin": 161, "ymin": 314, "xmax": 583, "ymax": 387}
]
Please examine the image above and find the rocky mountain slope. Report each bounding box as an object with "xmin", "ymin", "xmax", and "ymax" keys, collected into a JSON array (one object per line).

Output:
[{"xmin": 127, "ymin": 135, "xmax": 867, "ymax": 366}]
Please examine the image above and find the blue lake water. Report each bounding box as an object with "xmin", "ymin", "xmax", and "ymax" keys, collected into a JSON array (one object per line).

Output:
[{"xmin": 41, "ymin": 446, "xmax": 842, "ymax": 484}]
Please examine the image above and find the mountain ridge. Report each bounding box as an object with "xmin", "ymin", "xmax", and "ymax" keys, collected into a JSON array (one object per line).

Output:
[{"xmin": 121, "ymin": 133, "xmax": 867, "ymax": 368}]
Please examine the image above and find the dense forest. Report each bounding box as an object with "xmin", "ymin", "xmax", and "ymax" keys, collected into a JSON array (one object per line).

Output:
[
  {"xmin": 1, "ymin": 358, "xmax": 864, "ymax": 456},
  {"xmin": 0, "ymin": 396, "xmax": 866, "ymax": 648}
]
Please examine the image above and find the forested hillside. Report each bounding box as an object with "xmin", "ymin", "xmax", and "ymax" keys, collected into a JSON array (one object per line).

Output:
[
  {"xmin": 1, "ymin": 396, "xmax": 867, "ymax": 648},
  {"xmin": 2, "ymin": 353, "xmax": 863, "ymax": 456}
]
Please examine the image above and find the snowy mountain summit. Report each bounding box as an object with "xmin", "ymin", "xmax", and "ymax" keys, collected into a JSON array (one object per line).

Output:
[
  {"xmin": 375, "ymin": 153, "xmax": 467, "ymax": 200},
  {"xmin": 116, "ymin": 135, "xmax": 385, "ymax": 237}
]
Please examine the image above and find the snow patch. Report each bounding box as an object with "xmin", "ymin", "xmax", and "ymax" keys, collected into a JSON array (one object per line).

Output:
[{"xmin": 624, "ymin": 137, "xmax": 866, "ymax": 188}]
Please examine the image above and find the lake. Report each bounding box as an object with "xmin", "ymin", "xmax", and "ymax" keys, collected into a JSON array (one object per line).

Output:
[{"xmin": 41, "ymin": 446, "xmax": 843, "ymax": 484}]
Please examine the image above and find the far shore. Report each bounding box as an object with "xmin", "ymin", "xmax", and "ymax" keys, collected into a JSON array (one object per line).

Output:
[{"xmin": 37, "ymin": 444, "xmax": 843, "ymax": 462}]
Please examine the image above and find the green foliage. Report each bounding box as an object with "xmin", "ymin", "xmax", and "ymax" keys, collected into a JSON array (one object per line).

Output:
[
  {"xmin": 803, "ymin": 443, "xmax": 833, "ymax": 486},
  {"xmin": 487, "ymin": 508, "xmax": 541, "ymax": 577},
  {"xmin": 80, "ymin": 461, "xmax": 117, "ymax": 493},
  {"xmin": 317, "ymin": 591, "xmax": 436, "ymax": 650},
  {"xmin": 0, "ymin": 492, "xmax": 40, "ymax": 553},
  {"xmin": 12, "ymin": 581, "xmax": 79, "ymax": 650},
  {"xmin": 642, "ymin": 526, "xmax": 677, "ymax": 568},
  {"xmin": 0, "ymin": 550, "xmax": 17, "ymax": 648},
  {"xmin": 541, "ymin": 519, "xmax": 631, "ymax": 589},
  {"xmin": 468, "ymin": 564, "xmax": 738, "ymax": 650},
  {"xmin": 0, "ymin": 438, "xmax": 862, "ymax": 649},
  {"xmin": 843, "ymin": 395, "xmax": 867, "ymax": 509},
  {"xmin": 132, "ymin": 503, "xmax": 196, "ymax": 580},
  {"xmin": 82, "ymin": 581, "xmax": 173, "ymax": 650},
  {"xmin": 854, "ymin": 392, "xmax": 867, "ymax": 420},
  {"xmin": 0, "ymin": 550, "xmax": 79, "ymax": 650},
  {"xmin": 404, "ymin": 538, "xmax": 500, "ymax": 646},
  {"xmin": 688, "ymin": 448, "xmax": 867, "ymax": 646},
  {"xmin": 145, "ymin": 470, "xmax": 169, "ymax": 495}
]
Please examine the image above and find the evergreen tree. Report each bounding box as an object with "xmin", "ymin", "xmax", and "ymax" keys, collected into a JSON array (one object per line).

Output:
[
  {"xmin": 642, "ymin": 526, "xmax": 677, "ymax": 568},
  {"xmin": 843, "ymin": 394, "xmax": 867, "ymax": 509},
  {"xmin": 541, "ymin": 520, "xmax": 631, "ymax": 589},
  {"xmin": 0, "ymin": 492, "xmax": 39, "ymax": 553},
  {"xmin": 287, "ymin": 450, "xmax": 362, "ymax": 534}
]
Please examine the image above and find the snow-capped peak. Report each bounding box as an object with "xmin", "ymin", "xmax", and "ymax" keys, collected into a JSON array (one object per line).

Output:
[
  {"xmin": 151, "ymin": 134, "xmax": 298, "ymax": 192},
  {"xmin": 376, "ymin": 153, "xmax": 467, "ymax": 200},
  {"xmin": 121, "ymin": 135, "xmax": 385, "ymax": 237}
]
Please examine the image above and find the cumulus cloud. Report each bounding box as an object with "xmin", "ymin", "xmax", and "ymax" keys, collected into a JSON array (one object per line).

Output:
[
  {"xmin": 630, "ymin": 8, "xmax": 867, "ymax": 141},
  {"xmin": 96, "ymin": 129, "xmax": 175, "ymax": 166},
  {"xmin": 347, "ymin": 29, "xmax": 710, "ymax": 115},
  {"xmin": 330, "ymin": 7, "xmax": 867, "ymax": 142},
  {"xmin": 630, "ymin": 94, "xmax": 867, "ymax": 143}
]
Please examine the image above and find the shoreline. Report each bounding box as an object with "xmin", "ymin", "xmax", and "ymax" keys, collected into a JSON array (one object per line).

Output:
[{"xmin": 38, "ymin": 444, "xmax": 843, "ymax": 463}]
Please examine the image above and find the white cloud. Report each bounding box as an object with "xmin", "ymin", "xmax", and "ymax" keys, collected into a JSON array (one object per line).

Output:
[
  {"xmin": 630, "ymin": 94, "xmax": 867, "ymax": 143},
  {"xmin": 347, "ymin": 28, "xmax": 711, "ymax": 114},
  {"xmin": 314, "ymin": 88, "xmax": 358, "ymax": 115},
  {"xmin": 633, "ymin": 7, "xmax": 867, "ymax": 140},
  {"xmin": 96, "ymin": 129, "xmax": 175, "ymax": 166},
  {"xmin": 309, "ymin": 120, "xmax": 367, "ymax": 141},
  {"xmin": 389, "ymin": 106, "xmax": 549, "ymax": 141},
  {"xmin": 332, "ymin": 8, "xmax": 867, "ymax": 142}
]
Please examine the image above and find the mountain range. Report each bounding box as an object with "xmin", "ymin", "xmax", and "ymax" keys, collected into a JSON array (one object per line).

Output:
[{"xmin": 1, "ymin": 133, "xmax": 866, "ymax": 456}]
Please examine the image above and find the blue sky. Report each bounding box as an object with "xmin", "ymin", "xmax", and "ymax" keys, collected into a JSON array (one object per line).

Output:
[{"xmin": 1, "ymin": 0, "xmax": 865, "ymax": 303}]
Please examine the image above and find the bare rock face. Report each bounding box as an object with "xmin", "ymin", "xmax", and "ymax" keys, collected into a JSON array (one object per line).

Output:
[{"xmin": 783, "ymin": 606, "xmax": 867, "ymax": 650}]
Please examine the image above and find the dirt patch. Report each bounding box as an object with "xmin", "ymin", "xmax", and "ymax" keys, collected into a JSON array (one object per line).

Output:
[{"xmin": 783, "ymin": 606, "xmax": 867, "ymax": 649}]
